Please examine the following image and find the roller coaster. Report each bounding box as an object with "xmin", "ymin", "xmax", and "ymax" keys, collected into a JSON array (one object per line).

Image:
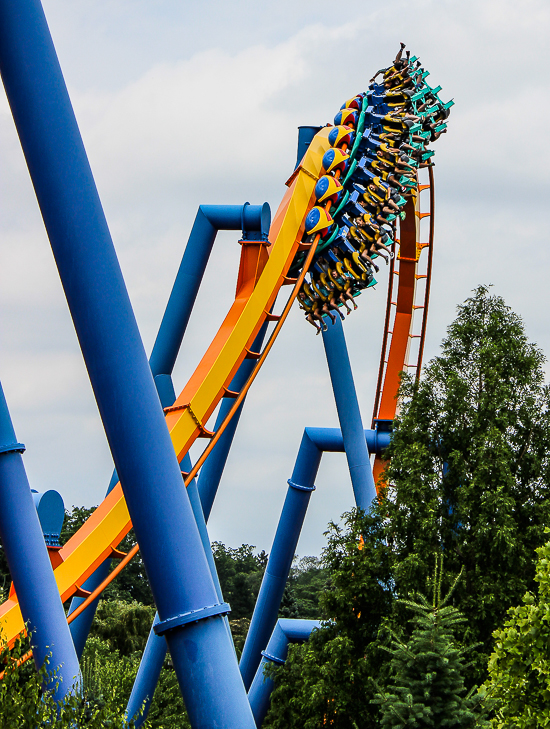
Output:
[{"xmin": 0, "ymin": 3, "xmax": 452, "ymax": 727}]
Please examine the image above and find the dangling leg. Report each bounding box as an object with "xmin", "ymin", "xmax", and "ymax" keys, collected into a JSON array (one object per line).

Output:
[
  {"xmin": 306, "ymin": 313, "xmax": 321, "ymax": 334},
  {"xmin": 338, "ymin": 292, "xmax": 352, "ymax": 314},
  {"xmin": 330, "ymin": 296, "xmax": 346, "ymax": 320},
  {"xmin": 322, "ymin": 303, "xmax": 337, "ymax": 325}
]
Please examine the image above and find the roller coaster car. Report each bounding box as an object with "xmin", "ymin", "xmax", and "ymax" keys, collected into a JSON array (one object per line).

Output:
[
  {"xmin": 322, "ymin": 148, "xmax": 350, "ymax": 176},
  {"xmin": 314, "ymin": 175, "xmax": 343, "ymax": 206},
  {"xmin": 328, "ymin": 125, "xmax": 355, "ymax": 150},
  {"xmin": 333, "ymin": 108, "xmax": 358, "ymax": 128}
]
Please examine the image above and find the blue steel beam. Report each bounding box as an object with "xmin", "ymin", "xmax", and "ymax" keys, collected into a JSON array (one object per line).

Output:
[
  {"xmin": 126, "ymin": 380, "xmax": 232, "ymax": 728},
  {"xmin": 295, "ymin": 126, "xmax": 322, "ymax": 170},
  {"xmin": 239, "ymin": 426, "xmax": 389, "ymax": 689},
  {"xmin": 149, "ymin": 202, "xmax": 270, "ymax": 377},
  {"xmin": 248, "ymin": 619, "xmax": 321, "ymax": 727},
  {"xmin": 0, "ymin": 3, "xmax": 255, "ymax": 726},
  {"xmin": 127, "ymin": 323, "xmax": 269, "ymax": 727},
  {"xmin": 0, "ymin": 383, "xmax": 81, "ymax": 699},
  {"xmin": 322, "ymin": 315, "xmax": 377, "ymax": 510},
  {"xmin": 68, "ymin": 203, "xmax": 270, "ymax": 655}
]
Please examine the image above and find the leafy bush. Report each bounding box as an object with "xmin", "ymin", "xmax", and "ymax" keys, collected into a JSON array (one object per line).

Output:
[
  {"xmin": 0, "ymin": 632, "xmax": 136, "ymax": 727},
  {"xmin": 482, "ymin": 535, "xmax": 550, "ymax": 728}
]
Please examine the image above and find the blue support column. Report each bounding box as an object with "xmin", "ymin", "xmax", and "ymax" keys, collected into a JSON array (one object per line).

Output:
[
  {"xmin": 248, "ymin": 619, "xmax": 320, "ymax": 727},
  {"xmin": 322, "ymin": 316, "xmax": 376, "ymax": 511},
  {"xmin": 239, "ymin": 426, "xmax": 389, "ymax": 689},
  {"xmin": 239, "ymin": 430, "xmax": 322, "ymax": 689},
  {"xmin": 0, "ymin": 383, "xmax": 81, "ymax": 699},
  {"xmin": 127, "ymin": 337, "xmax": 272, "ymax": 727},
  {"xmin": 126, "ymin": 453, "xmax": 230, "ymax": 729},
  {"xmin": 126, "ymin": 614, "xmax": 163, "ymax": 725},
  {"xmin": 69, "ymin": 203, "xmax": 269, "ymax": 655},
  {"xmin": 149, "ymin": 202, "xmax": 270, "ymax": 377},
  {"xmin": 0, "ymin": 3, "xmax": 255, "ymax": 726}
]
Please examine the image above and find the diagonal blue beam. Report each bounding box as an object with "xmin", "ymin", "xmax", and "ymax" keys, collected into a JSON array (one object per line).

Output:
[
  {"xmin": 322, "ymin": 315, "xmax": 377, "ymax": 510},
  {"xmin": 68, "ymin": 203, "xmax": 270, "ymax": 655},
  {"xmin": 239, "ymin": 426, "xmax": 389, "ymax": 689},
  {"xmin": 248, "ymin": 618, "xmax": 321, "ymax": 727},
  {"xmin": 0, "ymin": 383, "xmax": 81, "ymax": 699},
  {"xmin": 0, "ymin": 3, "xmax": 255, "ymax": 725}
]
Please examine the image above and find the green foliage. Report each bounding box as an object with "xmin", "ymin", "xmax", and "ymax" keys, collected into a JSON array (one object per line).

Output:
[
  {"xmin": 374, "ymin": 560, "xmax": 484, "ymax": 728},
  {"xmin": 482, "ymin": 535, "xmax": 550, "ymax": 728},
  {"xmin": 382, "ymin": 285, "xmax": 550, "ymax": 684},
  {"xmin": 145, "ymin": 663, "xmax": 190, "ymax": 729},
  {"xmin": 81, "ymin": 636, "xmax": 142, "ymax": 721},
  {"xmin": 285, "ymin": 556, "xmax": 329, "ymax": 619},
  {"xmin": 0, "ymin": 632, "xmax": 136, "ymax": 727},
  {"xmin": 212, "ymin": 542, "xmax": 266, "ymax": 619},
  {"xmin": 265, "ymin": 287, "xmax": 550, "ymax": 727},
  {"xmin": 265, "ymin": 509, "xmax": 393, "ymax": 729},
  {"xmin": 229, "ymin": 617, "xmax": 250, "ymax": 657},
  {"xmin": 89, "ymin": 600, "xmax": 155, "ymax": 656}
]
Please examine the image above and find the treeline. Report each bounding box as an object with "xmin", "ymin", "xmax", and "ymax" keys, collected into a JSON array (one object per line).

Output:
[
  {"xmin": 0, "ymin": 512, "xmax": 329, "ymax": 727},
  {"xmin": 265, "ymin": 287, "xmax": 550, "ymax": 728}
]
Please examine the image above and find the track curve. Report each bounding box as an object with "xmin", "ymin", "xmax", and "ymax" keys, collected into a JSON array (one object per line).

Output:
[
  {"xmin": 0, "ymin": 128, "xmax": 333, "ymax": 646},
  {"xmin": 0, "ymin": 49, "xmax": 451, "ymax": 655}
]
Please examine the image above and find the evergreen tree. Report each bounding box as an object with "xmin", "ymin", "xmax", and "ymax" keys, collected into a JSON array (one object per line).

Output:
[
  {"xmin": 382, "ymin": 285, "xmax": 550, "ymax": 684},
  {"xmin": 264, "ymin": 509, "xmax": 393, "ymax": 729},
  {"xmin": 374, "ymin": 559, "xmax": 483, "ymax": 728},
  {"xmin": 264, "ymin": 287, "xmax": 550, "ymax": 726}
]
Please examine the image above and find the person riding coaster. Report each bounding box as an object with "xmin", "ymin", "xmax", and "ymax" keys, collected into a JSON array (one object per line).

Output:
[{"xmin": 294, "ymin": 43, "xmax": 450, "ymax": 331}]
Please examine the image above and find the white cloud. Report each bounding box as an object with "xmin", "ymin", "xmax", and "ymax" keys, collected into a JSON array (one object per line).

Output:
[{"xmin": 0, "ymin": 0, "xmax": 549, "ymax": 555}]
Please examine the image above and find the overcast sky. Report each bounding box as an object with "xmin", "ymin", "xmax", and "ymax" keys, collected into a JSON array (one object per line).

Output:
[{"xmin": 0, "ymin": 0, "xmax": 549, "ymax": 557}]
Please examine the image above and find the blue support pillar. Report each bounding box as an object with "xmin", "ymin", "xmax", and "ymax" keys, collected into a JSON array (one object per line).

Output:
[
  {"xmin": 126, "ymin": 452, "xmax": 230, "ymax": 729},
  {"xmin": 295, "ymin": 126, "xmax": 322, "ymax": 169},
  {"xmin": 127, "ymin": 339, "xmax": 271, "ymax": 727},
  {"xmin": 126, "ymin": 614, "xmax": 163, "ymax": 725},
  {"xmin": 149, "ymin": 203, "xmax": 270, "ymax": 377},
  {"xmin": 69, "ymin": 203, "xmax": 270, "ymax": 655},
  {"xmin": 248, "ymin": 619, "xmax": 320, "ymax": 727},
  {"xmin": 322, "ymin": 316, "xmax": 376, "ymax": 511},
  {"xmin": 239, "ymin": 430, "xmax": 322, "ymax": 689},
  {"xmin": 239, "ymin": 426, "xmax": 389, "ymax": 689},
  {"xmin": 0, "ymin": 3, "xmax": 255, "ymax": 726},
  {"xmin": 0, "ymin": 383, "xmax": 81, "ymax": 699}
]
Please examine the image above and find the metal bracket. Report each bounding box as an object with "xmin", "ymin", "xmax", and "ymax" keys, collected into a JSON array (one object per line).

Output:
[
  {"xmin": 154, "ymin": 602, "xmax": 231, "ymax": 636},
  {"xmin": 0, "ymin": 442, "xmax": 26, "ymax": 455},
  {"xmin": 287, "ymin": 479, "xmax": 316, "ymax": 493},
  {"xmin": 261, "ymin": 650, "xmax": 286, "ymax": 665}
]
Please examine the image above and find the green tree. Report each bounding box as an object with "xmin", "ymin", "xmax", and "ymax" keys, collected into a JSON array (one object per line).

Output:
[
  {"xmin": 265, "ymin": 508, "xmax": 393, "ymax": 729},
  {"xmin": 212, "ymin": 542, "xmax": 266, "ymax": 620},
  {"xmin": 374, "ymin": 561, "xmax": 483, "ymax": 728},
  {"xmin": 382, "ymin": 285, "xmax": 550, "ymax": 684},
  {"xmin": 285, "ymin": 556, "xmax": 329, "ymax": 619},
  {"xmin": 0, "ymin": 632, "xmax": 138, "ymax": 727},
  {"xmin": 265, "ymin": 287, "xmax": 550, "ymax": 727},
  {"xmin": 482, "ymin": 535, "xmax": 550, "ymax": 728},
  {"xmin": 88, "ymin": 599, "xmax": 155, "ymax": 656}
]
